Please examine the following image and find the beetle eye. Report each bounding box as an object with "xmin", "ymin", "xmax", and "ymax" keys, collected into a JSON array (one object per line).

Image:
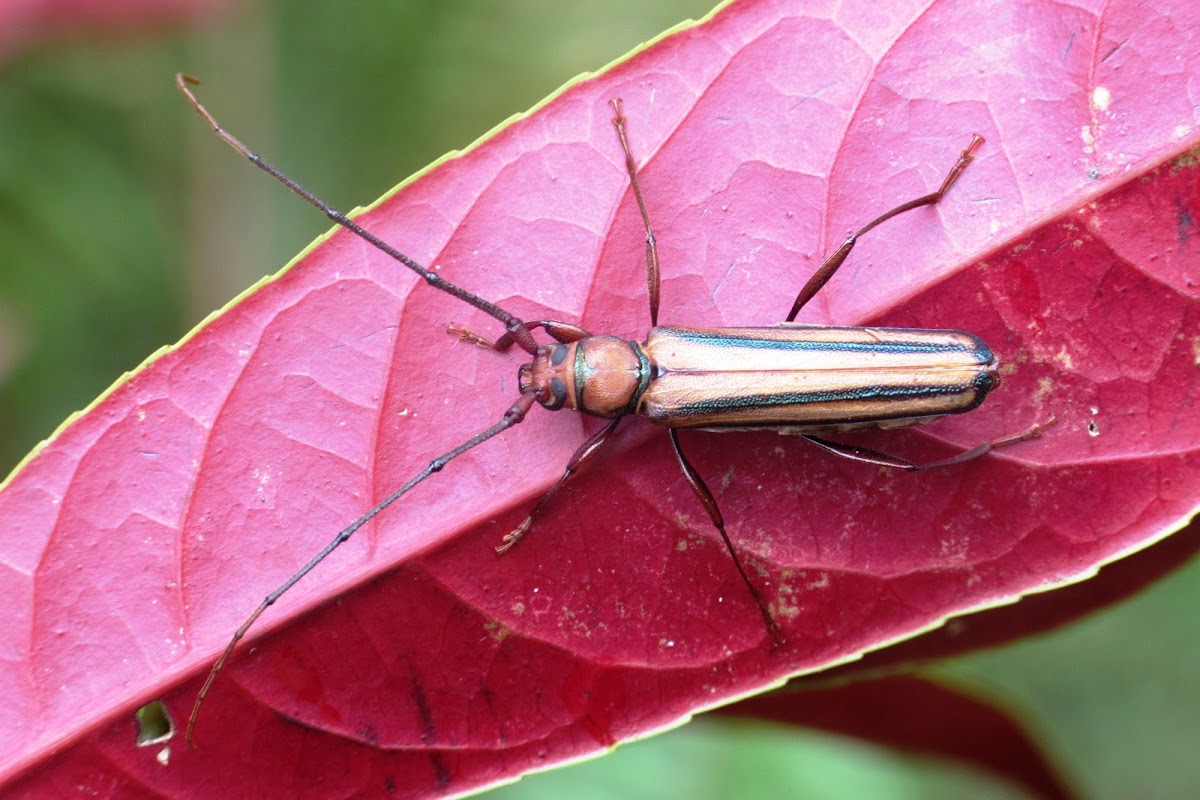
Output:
[
  {"xmin": 542, "ymin": 377, "xmax": 567, "ymax": 410},
  {"xmin": 550, "ymin": 344, "xmax": 568, "ymax": 365}
]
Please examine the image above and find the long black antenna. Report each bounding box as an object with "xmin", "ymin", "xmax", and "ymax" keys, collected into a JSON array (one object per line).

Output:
[
  {"xmin": 176, "ymin": 73, "xmax": 538, "ymax": 355},
  {"xmin": 186, "ymin": 393, "xmax": 537, "ymax": 745}
]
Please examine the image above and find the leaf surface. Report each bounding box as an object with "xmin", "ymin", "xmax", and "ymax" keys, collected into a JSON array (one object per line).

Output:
[
  {"xmin": 3, "ymin": 0, "xmax": 1199, "ymax": 795},
  {"xmin": 718, "ymin": 675, "xmax": 1078, "ymax": 800}
]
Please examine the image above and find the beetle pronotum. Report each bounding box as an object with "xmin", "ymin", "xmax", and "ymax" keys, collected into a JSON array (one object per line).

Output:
[{"xmin": 177, "ymin": 73, "xmax": 1052, "ymax": 744}]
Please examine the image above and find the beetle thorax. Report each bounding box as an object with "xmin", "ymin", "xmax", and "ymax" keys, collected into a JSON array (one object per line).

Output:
[{"xmin": 519, "ymin": 335, "xmax": 649, "ymax": 418}]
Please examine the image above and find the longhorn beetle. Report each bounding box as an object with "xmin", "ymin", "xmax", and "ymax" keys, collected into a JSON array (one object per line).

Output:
[{"xmin": 177, "ymin": 73, "xmax": 1053, "ymax": 744}]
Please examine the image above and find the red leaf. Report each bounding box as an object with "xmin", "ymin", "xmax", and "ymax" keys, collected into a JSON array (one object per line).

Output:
[
  {"xmin": 718, "ymin": 675, "xmax": 1078, "ymax": 800},
  {"xmin": 823, "ymin": 516, "xmax": 1200, "ymax": 674},
  {"xmin": 4, "ymin": 0, "xmax": 1199, "ymax": 796}
]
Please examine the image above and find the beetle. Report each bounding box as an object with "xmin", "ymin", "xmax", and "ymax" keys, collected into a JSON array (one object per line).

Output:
[{"xmin": 176, "ymin": 74, "xmax": 1052, "ymax": 743}]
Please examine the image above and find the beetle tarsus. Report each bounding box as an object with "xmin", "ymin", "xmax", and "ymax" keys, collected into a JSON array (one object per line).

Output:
[
  {"xmin": 997, "ymin": 416, "xmax": 1057, "ymax": 446},
  {"xmin": 496, "ymin": 519, "xmax": 533, "ymax": 554},
  {"xmin": 448, "ymin": 322, "xmax": 497, "ymax": 349}
]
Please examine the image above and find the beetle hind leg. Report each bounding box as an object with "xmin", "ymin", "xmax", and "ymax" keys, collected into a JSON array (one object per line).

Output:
[
  {"xmin": 802, "ymin": 417, "xmax": 1056, "ymax": 470},
  {"xmin": 786, "ymin": 135, "xmax": 985, "ymax": 322}
]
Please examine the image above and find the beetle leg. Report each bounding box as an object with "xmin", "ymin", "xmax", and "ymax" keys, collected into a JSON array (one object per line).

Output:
[
  {"xmin": 802, "ymin": 417, "xmax": 1055, "ymax": 470},
  {"xmin": 449, "ymin": 319, "xmax": 591, "ymax": 351},
  {"xmin": 496, "ymin": 418, "xmax": 622, "ymax": 554},
  {"xmin": 610, "ymin": 99, "xmax": 662, "ymax": 327},
  {"xmin": 668, "ymin": 430, "xmax": 784, "ymax": 645},
  {"xmin": 786, "ymin": 135, "xmax": 985, "ymax": 322}
]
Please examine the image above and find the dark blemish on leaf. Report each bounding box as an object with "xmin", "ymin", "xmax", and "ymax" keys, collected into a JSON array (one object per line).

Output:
[
  {"xmin": 1061, "ymin": 29, "xmax": 1076, "ymax": 62},
  {"xmin": 1177, "ymin": 198, "xmax": 1196, "ymax": 243},
  {"xmin": 410, "ymin": 671, "xmax": 456, "ymax": 786},
  {"xmin": 430, "ymin": 753, "xmax": 452, "ymax": 787},
  {"xmin": 1101, "ymin": 38, "xmax": 1128, "ymax": 62},
  {"xmin": 411, "ymin": 671, "xmax": 436, "ymax": 743},
  {"xmin": 480, "ymin": 686, "xmax": 510, "ymax": 747},
  {"xmin": 412, "ymin": 671, "xmax": 452, "ymax": 785}
]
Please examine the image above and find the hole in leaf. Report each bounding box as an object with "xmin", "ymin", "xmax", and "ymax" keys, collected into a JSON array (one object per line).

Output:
[{"xmin": 135, "ymin": 700, "xmax": 174, "ymax": 747}]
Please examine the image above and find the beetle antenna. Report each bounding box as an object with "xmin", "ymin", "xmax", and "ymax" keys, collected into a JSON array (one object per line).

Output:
[
  {"xmin": 175, "ymin": 73, "xmax": 538, "ymax": 355},
  {"xmin": 186, "ymin": 393, "xmax": 537, "ymax": 746}
]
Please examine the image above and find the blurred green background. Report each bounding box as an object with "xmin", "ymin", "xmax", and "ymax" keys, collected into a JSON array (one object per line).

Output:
[{"xmin": 1, "ymin": 1, "xmax": 1197, "ymax": 798}]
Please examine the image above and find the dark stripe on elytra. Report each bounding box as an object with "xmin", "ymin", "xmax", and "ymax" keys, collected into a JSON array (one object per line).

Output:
[
  {"xmin": 665, "ymin": 371, "xmax": 994, "ymax": 417},
  {"xmin": 667, "ymin": 328, "xmax": 993, "ymax": 362}
]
